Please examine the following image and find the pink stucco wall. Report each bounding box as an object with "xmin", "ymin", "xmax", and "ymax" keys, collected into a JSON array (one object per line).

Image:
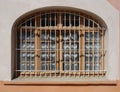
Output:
[{"xmin": 108, "ymin": 0, "xmax": 120, "ymax": 12}]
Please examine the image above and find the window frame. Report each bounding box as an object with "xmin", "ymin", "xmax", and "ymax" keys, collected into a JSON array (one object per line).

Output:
[{"xmin": 15, "ymin": 10, "xmax": 106, "ymax": 78}]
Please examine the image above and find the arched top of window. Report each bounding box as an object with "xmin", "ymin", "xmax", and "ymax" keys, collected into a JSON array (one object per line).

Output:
[{"xmin": 16, "ymin": 8, "xmax": 107, "ymax": 29}]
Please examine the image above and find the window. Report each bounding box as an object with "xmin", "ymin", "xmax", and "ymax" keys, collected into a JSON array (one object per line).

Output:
[{"xmin": 16, "ymin": 10, "xmax": 106, "ymax": 78}]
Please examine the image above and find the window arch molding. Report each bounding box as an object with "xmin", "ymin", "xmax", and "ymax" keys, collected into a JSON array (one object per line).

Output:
[{"xmin": 11, "ymin": 7, "xmax": 107, "ymax": 79}]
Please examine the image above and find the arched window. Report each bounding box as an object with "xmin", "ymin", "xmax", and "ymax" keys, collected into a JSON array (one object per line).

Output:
[{"xmin": 15, "ymin": 9, "xmax": 106, "ymax": 78}]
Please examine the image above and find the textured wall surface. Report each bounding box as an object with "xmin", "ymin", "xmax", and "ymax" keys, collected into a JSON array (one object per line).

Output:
[
  {"xmin": 108, "ymin": 0, "xmax": 120, "ymax": 11},
  {"xmin": 0, "ymin": 0, "xmax": 119, "ymax": 81},
  {"xmin": 0, "ymin": 0, "xmax": 120, "ymax": 92}
]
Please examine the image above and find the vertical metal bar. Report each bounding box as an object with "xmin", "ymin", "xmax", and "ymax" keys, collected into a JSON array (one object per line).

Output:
[
  {"xmin": 40, "ymin": 29, "xmax": 42, "ymax": 77},
  {"xmin": 40, "ymin": 14, "xmax": 41, "ymax": 27},
  {"xmin": 92, "ymin": 20, "xmax": 95, "ymax": 76},
  {"xmin": 101, "ymin": 28, "xmax": 105, "ymax": 76},
  {"xmin": 79, "ymin": 14, "xmax": 81, "ymax": 77},
  {"xmin": 55, "ymin": 14, "xmax": 57, "ymax": 77},
  {"xmin": 98, "ymin": 26, "xmax": 100, "ymax": 76},
  {"xmin": 64, "ymin": 12, "xmax": 66, "ymax": 77},
  {"xmin": 59, "ymin": 12, "xmax": 62, "ymax": 77},
  {"xmin": 39, "ymin": 15, "xmax": 42, "ymax": 77},
  {"xmin": 83, "ymin": 17, "xmax": 85, "ymax": 76},
  {"xmin": 60, "ymin": 29, "xmax": 62, "ymax": 77},
  {"xmin": 37, "ymin": 17, "xmax": 40, "ymax": 77},
  {"xmin": 69, "ymin": 13, "xmax": 71, "ymax": 77},
  {"xmin": 64, "ymin": 12, "xmax": 66, "ymax": 27},
  {"xmin": 25, "ymin": 21, "xmax": 27, "ymax": 75},
  {"xmin": 30, "ymin": 18, "xmax": 32, "ymax": 75},
  {"xmin": 50, "ymin": 12, "xmax": 51, "ymax": 27},
  {"xmin": 55, "ymin": 13, "xmax": 57, "ymax": 27},
  {"xmin": 50, "ymin": 28, "xmax": 51, "ymax": 77},
  {"xmin": 88, "ymin": 19, "xmax": 90, "ymax": 76},
  {"xmin": 69, "ymin": 12, "xmax": 71, "ymax": 27},
  {"xmin": 45, "ymin": 13, "xmax": 47, "ymax": 77},
  {"xmin": 74, "ymin": 14, "xmax": 75, "ymax": 77},
  {"xmin": 54, "ymin": 29, "xmax": 56, "ymax": 77},
  {"xmin": 20, "ymin": 28, "xmax": 22, "ymax": 76},
  {"xmin": 35, "ymin": 17, "xmax": 38, "ymax": 76},
  {"xmin": 35, "ymin": 16, "xmax": 39, "ymax": 77},
  {"xmin": 97, "ymin": 26, "xmax": 100, "ymax": 76},
  {"xmin": 49, "ymin": 12, "xmax": 51, "ymax": 77}
]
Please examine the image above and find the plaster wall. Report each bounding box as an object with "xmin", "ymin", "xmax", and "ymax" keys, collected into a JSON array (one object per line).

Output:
[{"xmin": 0, "ymin": 0, "xmax": 119, "ymax": 81}]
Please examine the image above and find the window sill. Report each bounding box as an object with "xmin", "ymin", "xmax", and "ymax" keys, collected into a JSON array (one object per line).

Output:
[{"xmin": 4, "ymin": 80, "xmax": 117, "ymax": 86}]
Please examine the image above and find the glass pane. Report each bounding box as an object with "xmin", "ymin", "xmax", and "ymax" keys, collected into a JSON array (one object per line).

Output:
[
  {"xmin": 94, "ymin": 42, "xmax": 101, "ymax": 50},
  {"xmin": 27, "ymin": 63, "xmax": 30, "ymax": 70},
  {"xmin": 71, "ymin": 43, "xmax": 79, "ymax": 50},
  {"xmin": 30, "ymin": 52, "xmax": 35, "ymax": 61},
  {"xmin": 41, "ymin": 42, "xmax": 48, "ymax": 50},
  {"xmin": 85, "ymin": 64, "xmax": 92, "ymax": 70},
  {"xmin": 27, "ymin": 31, "xmax": 30, "ymax": 40},
  {"xmin": 41, "ymin": 63, "xmax": 49, "ymax": 71},
  {"xmin": 71, "ymin": 31, "xmax": 79, "ymax": 41},
  {"xmin": 62, "ymin": 31, "xmax": 70, "ymax": 41},
  {"xmin": 50, "ymin": 63, "xmax": 56, "ymax": 70},
  {"xmin": 94, "ymin": 64, "xmax": 100, "ymax": 71},
  {"xmin": 20, "ymin": 63, "xmax": 25, "ymax": 70},
  {"xmin": 50, "ymin": 52, "xmax": 55, "ymax": 62},
  {"xmin": 63, "ymin": 42, "xmax": 70, "ymax": 50},
  {"xmin": 31, "ymin": 31, "xmax": 35, "ymax": 40},
  {"xmin": 85, "ymin": 32, "xmax": 93, "ymax": 41},
  {"xmin": 71, "ymin": 63, "xmax": 79, "ymax": 71},
  {"xmin": 50, "ymin": 42, "xmax": 56, "ymax": 49},
  {"xmin": 31, "ymin": 63, "xmax": 35, "ymax": 70},
  {"xmin": 41, "ymin": 52, "xmax": 49, "ymax": 61},
  {"xmin": 30, "ymin": 42, "xmax": 35, "ymax": 49},
  {"xmin": 27, "ymin": 52, "xmax": 30, "ymax": 61},
  {"xmin": 71, "ymin": 53, "xmax": 79, "ymax": 61},
  {"xmin": 64, "ymin": 63, "xmax": 69, "ymax": 71},
  {"xmin": 85, "ymin": 42, "xmax": 92, "ymax": 50},
  {"xmin": 50, "ymin": 31, "xmax": 56, "ymax": 41},
  {"xmin": 63, "ymin": 52, "xmax": 70, "ymax": 61},
  {"xmin": 21, "ymin": 52, "xmax": 26, "ymax": 61},
  {"xmin": 41, "ymin": 31, "xmax": 49, "ymax": 40},
  {"xmin": 85, "ymin": 53, "xmax": 92, "ymax": 63},
  {"xmin": 94, "ymin": 32, "xmax": 100, "ymax": 41},
  {"xmin": 94, "ymin": 52, "xmax": 100, "ymax": 63}
]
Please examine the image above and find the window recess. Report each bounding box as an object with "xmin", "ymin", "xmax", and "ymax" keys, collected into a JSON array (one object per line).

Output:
[{"xmin": 16, "ymin": 11, "xmax": 106, "ymax": 78}]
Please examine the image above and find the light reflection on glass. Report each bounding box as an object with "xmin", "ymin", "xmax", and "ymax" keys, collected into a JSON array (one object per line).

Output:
[
  {"xmin": 50, "ymin": 43, "xmax": 56, "ymax": 49},
  {"xmin": 72, "ymin": 64, "xmax": 79, "ymax": 70},
  {"xmin": 85, "ymin": 43, "xmax": 92, "ymax": 50},
  {"xmin": 71, "ymin": 32, "xmax": 79, "ymax": 41},
  {"xmin": 41, "ymin": 32, "xmax": 49, "ymax": 40},
  {"xmin": 50, "ymin": 53, "xmax": 55, "ymax": 61},
  {"xmin": 50, "ymin": 63, "xmax": 55, "ymax": 70},
  {"xmin": 41, "ymin": 42, "xmax": 48, "ymax": 49},
  {"xmin": 50, "ymin": 32, "xmax": 55, "ymax": 41},
  {"xmin": 41, "ymin": 52, "xmax": 49, "ymax": 61},
  {"xmin": 63, "ymin": 43, "xmax": 70, "ymax": 50},
  {"xmin": 85, "ymin": 54, "xmax": 92, "ymax": 62},
  {"xmin": 94, "ymin": 64, "xmax": 100, "ymax": 70},
  {"xmin": 71, "ymin": 43, "xmax": 78, "ymax": 50},
  {"xmin": 64, "ymin": 64, "xmax": 69, "ymax": 70},
  {"xmin": 63, "ymin": 53, "xmax": 70, "ymax": 61},
  {"xmin": 71, "ymin": 53, "xmax": 79, "ymax": 61},
  {"xmin": 85, "ymin": 64, "xmax": 92, "ymax": 70},
  {"xmin": 85, "ymin": 32, "xmax": 93, "ymax": 41},
  {"xmin": 63, "ymin": 32, "xmax": 70, "ymax": 41}
]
